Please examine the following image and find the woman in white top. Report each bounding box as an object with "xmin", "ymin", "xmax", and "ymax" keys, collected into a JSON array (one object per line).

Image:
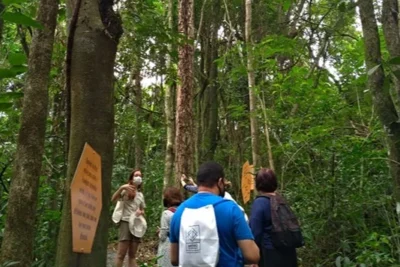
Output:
[
  {"xmin": 156, "ymin": 187, "xmax": 183, "ymax": 266},
  {"xmin": 112, "ymin": 169, "xmax": 146, "ymax": 267}
]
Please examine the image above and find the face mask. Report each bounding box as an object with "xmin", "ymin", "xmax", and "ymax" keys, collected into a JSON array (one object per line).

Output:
[
  {"xmin": 217, "ymin": 180, "xmax": 225, "ymax": 198},
  {"xmin": 133, "ymin": 176, "xmax": 142, "ymax": 185}
]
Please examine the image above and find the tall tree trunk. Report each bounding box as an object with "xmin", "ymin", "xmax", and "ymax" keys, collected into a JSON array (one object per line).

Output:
[
  {"xmin": 359, "ymin": 0, "xmax": 400, "ymax": 200},
  {"xmin": 0, "ymin": 0, "xmax": 59, "ymax": 265},
  {"xmin": 134, "ymin": 63, "xmax": 143, "ymax": 169},
  {"xmin": 382, "ymin": 0, "xmax": 400, "ymax": 104},
  {"xmin": 164, "ymin": 0, "xmax": 176, "ymax": 188},
  {"xmin": 0, "ymin": 0, "xmax": 4, "ymax": 47},
  {"xmin": 175, "ymin": 0, "xmax": 195, "ymax": 182},
  {"xmin": 199, "ymin": 0, "xmax": 220, "ymax": 162},
  {"xmin": 55, "ymin": 0, "xmax": 122, "ymax": 265},
  {"xmin": 245, "ymin": 0, "xmax": 260, "ymax": 167}
]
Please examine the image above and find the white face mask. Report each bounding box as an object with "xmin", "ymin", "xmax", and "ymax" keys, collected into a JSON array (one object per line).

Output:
[{"xmin": 133, "ymin": 176, "xmax": 142, "ymax": 185}]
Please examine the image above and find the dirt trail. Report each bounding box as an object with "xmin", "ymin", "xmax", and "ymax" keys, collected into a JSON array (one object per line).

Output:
[{"xmin": 107, "ymin": 240, "xmax": 159, "ymax": 267}]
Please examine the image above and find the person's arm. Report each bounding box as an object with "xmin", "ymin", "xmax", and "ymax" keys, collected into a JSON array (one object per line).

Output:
[
  {"xmin": 170, "ymin": 243, "xmax": 179, "ymax": 266},
  {"xmin": 169, "ymin": 209, "xmax": 180, "ymax": 266},
  {"xmin": 232, "ymin": 205, "xmax": 260, "ymax": 264},
  {"xmin": 188, "ymin": 177, "xmax": 197, "ymax": 187},
  {"xmin": 249, "ymin": 198, "xmax": 265, "ymax": 248},
  {"xmin": 136, "ymin": 192, "xmax": 146, "ymax": 216},
  {"xmin": 111, "ymin": 184, "xmax": 135, "ymax": 203},
  {"xmin": 237, "ymin": 240, "xmax": 260, "ymax": 264},
  {"xmin": 183, "ymin": 184, "xmax": 198, "ymax": 193}
]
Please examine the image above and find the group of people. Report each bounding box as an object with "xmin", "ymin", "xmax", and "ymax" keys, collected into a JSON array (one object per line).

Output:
[{"xmin": 111, "ymin": 162, "xmax": 301, "ymax": 267}]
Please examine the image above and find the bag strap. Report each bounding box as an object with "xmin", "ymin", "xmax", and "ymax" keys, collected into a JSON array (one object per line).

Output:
[{"xmin": 168, "ymin": 207, "xmax": 177, "ymax": 213}]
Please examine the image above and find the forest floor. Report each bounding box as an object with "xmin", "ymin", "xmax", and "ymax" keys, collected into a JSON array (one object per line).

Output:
[{"xmin": 107, "ymin": 239, "xmax": 159, "ymax": 267}]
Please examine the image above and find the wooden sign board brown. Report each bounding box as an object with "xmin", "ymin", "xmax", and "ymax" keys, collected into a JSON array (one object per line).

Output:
[
  {"xmin": 241, "ymin": 161, "xmax": 254, "ymax": 204},
  {"xmin": 71, "ymin": 143, "xmax": 102, "ymax": 254}
]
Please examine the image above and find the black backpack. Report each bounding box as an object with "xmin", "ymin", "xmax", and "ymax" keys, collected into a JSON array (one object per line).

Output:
[{"xmin": 257, "ymin": 193, "xmax": 305, "ymax": 248}]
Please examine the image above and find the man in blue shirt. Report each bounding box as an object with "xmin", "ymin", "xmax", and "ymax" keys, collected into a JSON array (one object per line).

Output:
[{"xmin": 169, "ymin": 161, "xmax": 259, "ymax": 266}]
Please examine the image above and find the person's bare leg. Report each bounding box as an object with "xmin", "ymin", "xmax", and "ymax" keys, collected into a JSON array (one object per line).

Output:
[
  {"xmin": 128, "ymin": 241, "xmax": 140, "ymax": 267},
  {"xmin": 115, "ymin": 241, "xmax": 129, "ymax": 267}
]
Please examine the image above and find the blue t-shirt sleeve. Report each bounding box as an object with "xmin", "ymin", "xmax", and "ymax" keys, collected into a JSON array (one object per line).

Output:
[
  {"xmin": 232, "ymin": 204, "xmax": 254, "ymax": 241},
  {"xmin": 249, "ymin": 197, "xmax": 270, "ymax": 247},
  {"xmin": 169, "ymin": 209, "xmax": 181, "ymax": 243}
]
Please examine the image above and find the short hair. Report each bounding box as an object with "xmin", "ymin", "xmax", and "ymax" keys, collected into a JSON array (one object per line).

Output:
[
  {"xmin": 255, "ymin": 168, "xmax": 278, "ymax": 193},
  {"xmin": 196, "ymin": 161, "xmax": 225, "ymax": 187},
  {"xmin": 163, "ymin": 187, "xmax": 183, "ymax": 207}
]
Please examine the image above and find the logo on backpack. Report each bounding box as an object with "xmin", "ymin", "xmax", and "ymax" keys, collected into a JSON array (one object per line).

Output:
[
  {"xmin": 179, "ymin": 200, "xmax": 225, "ymax": 267},
  {"xmin": 258, "ymin": 193, "xmax": 305, "ymax": 248}
]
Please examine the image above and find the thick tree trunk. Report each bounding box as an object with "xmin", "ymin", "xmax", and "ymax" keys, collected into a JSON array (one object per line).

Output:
[
  {"xmin": 175, "ymin": 0, "xmax": 195, "ymax": 182},
  {"xmin": 0, "ymin": 0, "xmax": 59, "ymax": 266},
  {"xmin": 55, "ymin": 0, "xmax": 122, "ymax": 266},
  {"xmin": 245, "ymin": 0, "xmax": 260, "ymax": 167},
  {"xmin": 164, "ymin": 0, "xmax": 176, "ymax": 188},
  {"xmin": 0, "ymin": 0, "xmax": 4, "ymax": 47},
  {"xmin": 359, "ymin": 0, "xmax": 400, "ymax": 200},
  {"xmin": 134, "ymin": 63, "xmax": 143, "ymax": 169},
  {"xmin": 200, "ymin": 0, "xmax": 220, "ymax": 162},
  {"xmin": 382, "ymin": 0, "xmax": 400, "ymax": 104}
]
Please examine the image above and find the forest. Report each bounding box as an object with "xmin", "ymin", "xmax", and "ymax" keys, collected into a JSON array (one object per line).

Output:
[{"xmin": 0, "ymin": 0, "xmax": 400, "ymax": 266}]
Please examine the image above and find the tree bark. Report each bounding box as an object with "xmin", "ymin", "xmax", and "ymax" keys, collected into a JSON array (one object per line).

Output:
[
  {"xmin": 0, "ymin": 0, "xmax": 59, "ymax": 266},
  {"xmin": 175, "ymin": 0, "xmax": 195, "ymax": 182},
  {"xmin": 382, "ymin": 0, "xmax": 400, "ymax": 103},
  {"xmin": 134, "ymin": 63, "xmax": 143, "ymax": 169},
  {"xmin": 359, "ymin": 0, "xmax": 400, "ymax": 200},
  {"xmin": 245, "ymin": 0, "xmax": 260, "ymax": 168},
  {"xmin": 164, "ymin": 0, "xmax": 176, "ymax": 188},
  {"xmin": 55, "ymin": 0, "xmax": 122, "ymax": 265},
  {"xmin": 199, "ymin": 0, "xmax": 220, "ymax": 162},
  {"xmin": 0, "ymin": 0, "xmax": 4, "ymax": 47}
]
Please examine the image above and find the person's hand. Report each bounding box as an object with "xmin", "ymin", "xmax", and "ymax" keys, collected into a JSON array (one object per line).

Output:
[
  {"xmin": 181, "ymin": 174, "xmax": 187, "ymax": 181},
  {"xmin": 180, "ymin": 174, "xmax": 187, "ymax": 186},
  {"xmin": 188, "ymin": 177, "xmax": 195, "ymax": 185},
  {"xmin": 135, "ymin": 209, "xmax": 144, "ymax": 216},
  {"xmin": 120, "ymin": 184, "xmax": 135, "ymax": 193}
]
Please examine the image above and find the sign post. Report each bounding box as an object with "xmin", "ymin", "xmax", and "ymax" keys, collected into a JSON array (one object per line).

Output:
[
  {"xmin": 70, "ymin": 143, "xmax": 102, "ymax": 265},
  {"xmin": 241, "ymin": 161, "xmax": 254, "ymax": 204}
]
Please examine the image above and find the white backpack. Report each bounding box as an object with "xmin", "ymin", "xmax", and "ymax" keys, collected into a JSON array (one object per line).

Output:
[
  {"xmin": 112, "ymin": 200, "xmax": 124, "ymax": 224},
  {"xmin": 179, "ymin": 201, "xmax": 225, "ymax": 267}
]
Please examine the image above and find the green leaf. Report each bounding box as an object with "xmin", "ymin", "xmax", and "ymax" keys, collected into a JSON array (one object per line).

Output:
[
  {"xmin": 335, "ymin": 256, "xmax": 342, "ymax": 267},
  {"xmin": 10, "ymin": 65, "xmax": 27, "ymax": 74},
  {"xmin": 3, "ymin": 0, "xmax": 29, "ymax": 5},
  {"xmin": 1, "ymin": 12, "xmax": 43, "ymax": 29},
  {"xmin": 8, "ymin": 52, "xmax": 27, "ymax": 66},
  {"xmin": 393, "ymin": 70, "xmax": 400, "ymax": 80},
  {"xmin": 0, "ymin": 92, "xmax": 24, "ymax": 102},
  {"xmin": 0, "ymin": 69, "xmax": 17, "ymax": 79},
  {"xmin": 367, "ymin": 64, "xmax": 380, "ymax": 76},
  {"xmin": 0, "ymin": 103, "xmax": 13, "ymax": 111},
  {"xmin": 283, "ymin": 0, "xmax": 291, "ymax": 12},
  {"xmin": 338, "ymin": 0, "xmax": 347, "ymax": 12},
  {"xmin": 388, "ymin": 56, "xmax": 400, "ymax": 65}
]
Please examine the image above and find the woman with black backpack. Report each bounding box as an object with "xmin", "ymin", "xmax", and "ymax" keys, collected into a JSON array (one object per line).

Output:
[{"xmin": 249, "ymin": 168, "xmax": 304, "ymax": 267}]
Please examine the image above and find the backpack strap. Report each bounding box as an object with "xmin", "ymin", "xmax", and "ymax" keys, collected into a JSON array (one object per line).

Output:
[{"xmin": 168, "ymin": 207, "xmax": 177, "ymax": 213}]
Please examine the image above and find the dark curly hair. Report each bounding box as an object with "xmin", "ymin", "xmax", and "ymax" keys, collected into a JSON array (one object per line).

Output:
[{"xmin": 163, "ymin": 187, "xmax": 183, "ymax": 208}]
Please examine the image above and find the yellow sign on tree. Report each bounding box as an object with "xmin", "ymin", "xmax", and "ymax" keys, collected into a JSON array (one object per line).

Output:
[
  {"xmin": 241, "ymin": 161, "xmax": 254, "ymax": 204},
  {"xmin": 70, "ymin": 143, "xmax": 102, "ymax": 254}
]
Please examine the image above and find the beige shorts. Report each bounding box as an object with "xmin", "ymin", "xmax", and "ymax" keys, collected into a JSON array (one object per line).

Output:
[{"xmin": 119, "ymin": 221, "xmax": 142, "ymax": 243}]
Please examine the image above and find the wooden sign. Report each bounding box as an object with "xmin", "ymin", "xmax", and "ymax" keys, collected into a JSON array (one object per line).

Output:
[
  {"xmin": 241, "ymin": 161, "xmax": 254, "ymax": 204},
  {"xmin": 70, "ymin": 143, "xmax": 102, "ymax": 254}
]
